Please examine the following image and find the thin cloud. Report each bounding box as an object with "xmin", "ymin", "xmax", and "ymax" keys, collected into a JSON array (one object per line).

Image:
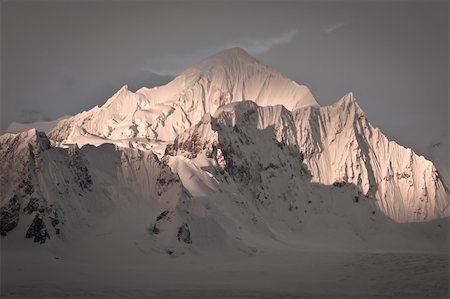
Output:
[
  {"xmin": 225, "ymin": 29, "xmax": 298, "ymax": 55},
  {"xmin": 324, "ymin": 21, "xmax": 350, "ymax": 34},
  {"xmin": 145, "ymin": 29, "xmax": 298, "ymax": 76},
  {"xmin": 19, "ymin": 108, "xmax": 48, "ymax": 123}
]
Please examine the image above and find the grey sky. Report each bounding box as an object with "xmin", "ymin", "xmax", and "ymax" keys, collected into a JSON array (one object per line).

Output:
[{"xmin": 1, "ymin": 0, "xmax": 448, "ymax": 157}]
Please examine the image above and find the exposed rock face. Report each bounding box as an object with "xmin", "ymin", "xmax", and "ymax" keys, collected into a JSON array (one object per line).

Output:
[
  {"xmin": 0, "ymin": 195, "xmax": 21, "ymax": 236},
  {"xmin": 1, "ymin": 130, "xmax": 54, "ymax": 240},
  {"xmin": 177, "ymin": 223, "xmax": 192, "ymax": 244},
  {"xmin": 67, "ymin": 145, "xmax": 93, "ymax": 191},
  {"xmin": 25, "ymin": 214, "xmax": 50, "ymax": 244}
]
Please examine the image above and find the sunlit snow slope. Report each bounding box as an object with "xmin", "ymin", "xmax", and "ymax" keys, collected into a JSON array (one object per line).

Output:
[{"xmin": 49, "ymin": 48, "xmax": 317, "ymax": 154}]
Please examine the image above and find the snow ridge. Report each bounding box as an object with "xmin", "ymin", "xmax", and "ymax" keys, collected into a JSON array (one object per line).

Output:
[{"xmin": 49, "ymin": 48, "xmax": 317, "ymax": 148}]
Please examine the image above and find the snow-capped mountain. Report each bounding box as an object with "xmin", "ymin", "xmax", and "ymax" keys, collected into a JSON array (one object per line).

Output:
[
  {"xmin": 49, "ymin": 48, "xmax": 317, "ymax": 155},
  {"xmin": 1, "ymin": 48, "xmax": 448, "ymax": 251}
]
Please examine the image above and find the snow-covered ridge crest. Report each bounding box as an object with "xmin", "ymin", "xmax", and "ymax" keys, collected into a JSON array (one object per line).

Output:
[{"xmin": 49, "ymin": 48, "xmax": 318, "ymax": 148}]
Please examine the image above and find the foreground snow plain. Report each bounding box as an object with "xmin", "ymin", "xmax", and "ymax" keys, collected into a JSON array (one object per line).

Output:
[
  {"xmin": 2, "ymin": 250, "xmax": 448, "ymax": 298},
  {"xmin": 2, "ymin": 205, "xmax": 448, "ymax": 298}
]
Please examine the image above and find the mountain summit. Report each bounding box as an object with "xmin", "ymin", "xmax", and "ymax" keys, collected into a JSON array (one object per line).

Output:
[
  {"xmin": 187, "ymin": 47, "xmax": 261, "ymax": 71},
  {"xmin": 49, "ymin": 48, "xmax": 318, "ymax": 151}
]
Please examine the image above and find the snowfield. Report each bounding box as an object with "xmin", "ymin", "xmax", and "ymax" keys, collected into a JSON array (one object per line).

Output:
[
  {"xmin": 2, "ymin": 247, "xmax": 448, "ymax": 298},
  {"xmin": 1, "ymin": 48, "xmax": 449, "ymax": 298}
]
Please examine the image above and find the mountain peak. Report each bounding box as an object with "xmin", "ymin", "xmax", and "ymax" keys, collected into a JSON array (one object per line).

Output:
[
  {"xmin": 50, "ymin": 49, "xmax": 321, "ymax": 148},
  {"xmin": 217, "ymin": 47, "xmax": 253, "ymax": 58},
  {"xmin": 24, "ymin": 129, "xmax": 51, "ymax": 150},
  {"xmin": 0, "ymin": 129, "xmax": 51, "ymax": 155},
  {"xmin": 339, "ymin": 91, "xmax": 355, "ymax": 104},
  {"xmin": 50, "ymin": 48, "xmax": 320, "ymax": 147},
  {"xmin": 197, "ymin": 47, "xmax": 257, "ymax": 66},
  {"xmin": 333, "ymin": 91, "xmax": 363, "ymax": 113},
  {"xmin": 177, "ymin": 47, "xmax": 319, "ymax": 111},
  {"xmin": 183, "ymin": 47, "xmax": 260, "ymax": 77}
]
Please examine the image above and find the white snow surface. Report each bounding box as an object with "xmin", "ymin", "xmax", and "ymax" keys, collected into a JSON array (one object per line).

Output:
[
  {"xmin": 49, "ymin": 48, "xmax": 317, "ymax": 148},
  {"xmin": 1, "ymin": 48, "xmax": 449, "ymax": 298}
]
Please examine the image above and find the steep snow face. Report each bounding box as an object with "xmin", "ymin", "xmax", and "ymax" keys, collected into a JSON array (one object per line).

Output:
[
  {"xmin": 292, "ymin": 93, "xmax": 449, "ymax": 222},
  {"xmin": 168, "ymin": 99, "xmax": 449, "ymax": 223},
  {"xmin": 49, "ymin": 48, "xmax": 317, "ymax": 148}
]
